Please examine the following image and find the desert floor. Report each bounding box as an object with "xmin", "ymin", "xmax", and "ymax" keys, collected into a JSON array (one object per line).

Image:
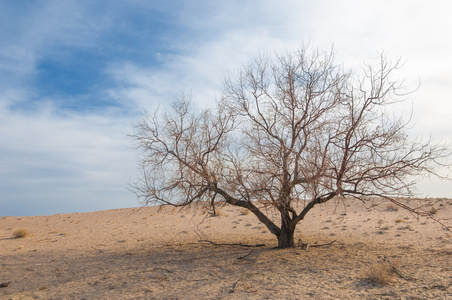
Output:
[{"xmin": 1, "ymin": 198, "xmax": 451, "ymax": 299}]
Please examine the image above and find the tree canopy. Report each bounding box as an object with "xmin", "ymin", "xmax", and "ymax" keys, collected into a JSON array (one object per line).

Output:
[{"xmin": 131, "ymin": 46, "xmax": 450, "ymax": 248}]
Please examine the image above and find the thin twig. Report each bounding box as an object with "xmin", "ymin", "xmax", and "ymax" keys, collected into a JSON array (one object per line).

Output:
[
  {"xmin": 194, "ymin": 228, "xmax": 209, "ymax": 241},
  {"xmin": 229, "ymin": 280, "xmax": 256, "ymax": 294},
  {"xmin": 237, "ymin": 250, "xmax": 253, "ymax": 259},
  {"xmin": 428, "ymin": 282, "xmax": 451, "ymax": 290},
  {"xmin": 383, "ymin": 256, "xmax": 417, "ymax": 281},
  {"xmin": 229, "ymin": 280, "xmax": 240, "ymax": 293},
  {"xmin": 189, "ymin": 278, "xmax": 210, "ymax": 282},
  {"xmin": 152, "ymin": 267, "xmax": 173, "ymax": 273},
  {"xmin": 426, "ymin": 214, "xmax": 452, "ymax": 233},
  {"xmin": 308, "ymin": 240, "xmax": 337, "ymax": 248},
  {"xmin": 199, "ymin": 239, "xmax": 265, "ymax": 248}
]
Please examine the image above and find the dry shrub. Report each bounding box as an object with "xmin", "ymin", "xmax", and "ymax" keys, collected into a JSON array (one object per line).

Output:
[
  {"xmin": 13, "ymin": 228, "xmax": 30, "ymax": 238},
  {"xmin": 386, "ymin": 203, "xmax": 399, "ymax": 212},
  {"xmin": 239, "ymin": 208, "xmax": 250, "ymax": 216},
  {"xmin": 210, "ymin": 209, "xmax": 223, "ymax": 217},
  {"xmin": 365, "ymin": 262, "xmax": 396, "ymax": 284},
  {"xmin": 429, "ymin": 207, "xmax": 439, "ymax": 215}
]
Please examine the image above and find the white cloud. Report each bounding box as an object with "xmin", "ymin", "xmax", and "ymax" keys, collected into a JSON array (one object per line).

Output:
[
  {"xmin": 0, "ymin": 100, "xmax": 137, "ymax": 216},
  {"xmin": 1, "ymin": 0, "xmax": 451, "ymax": 216},
  {"xmin": 0, "ymin": 1, "xmax": 107, "ymax": 75},
  {"xmin": 107, "ymin": 0, "xmax": 452, "ymax": 197}
]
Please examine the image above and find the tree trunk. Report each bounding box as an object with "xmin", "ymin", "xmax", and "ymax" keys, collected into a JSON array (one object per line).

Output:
[
  {"xmin": 276, "ymin": 206, "xmax": 296, "ymax": 248},
  {"xmin": 277, "ymin": 225, "xmax": 295, "ymax": 248}
]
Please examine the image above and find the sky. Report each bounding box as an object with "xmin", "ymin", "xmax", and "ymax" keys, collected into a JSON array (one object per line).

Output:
[{"xmin": 1, "ymin": 0, "xmax": 451, "ymax": 216}]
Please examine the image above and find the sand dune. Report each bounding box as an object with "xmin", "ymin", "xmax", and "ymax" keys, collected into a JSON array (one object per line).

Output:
[{"xmin": 1, "ymin": 198, "xmax": 451, "ymax": 299}]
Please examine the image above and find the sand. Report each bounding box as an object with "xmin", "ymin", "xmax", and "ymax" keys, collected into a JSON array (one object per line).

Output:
[{"xmin": 1, "ymin": 198, "xmax": 451, "ymax": 299}]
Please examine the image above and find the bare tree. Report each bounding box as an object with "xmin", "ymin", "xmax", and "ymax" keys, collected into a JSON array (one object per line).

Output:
[{"xmin": 131, "ymin": 46, "xmax": 450, "ymax": 248}]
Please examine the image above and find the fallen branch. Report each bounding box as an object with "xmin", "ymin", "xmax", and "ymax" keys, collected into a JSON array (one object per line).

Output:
[
  {"xmin": 427, "ymin": 282, "xmax": 451, "ymax": 291},
  {"xmin": 194, "ymin": 229, "xmax": 265, "ymax": 247},
  {"xmin": 229, "ymin": 280, "xmax": 255, "ymax": 294},
  {"xmin": 229, "ymin": 280, "xmax": 240, "ymax": 293},
  {"xmin": 189, "ymin": 278, "xmax": 210, "ymax": 282},
  {"xmin": 309, "ymin": 240, "xmax": 337, "ymax": 248},
  {"xmin": 237, "ymin": 250, "xmax": 253, "ymax": 259},
  {"xmin": 152, "ymin": 267, "xmax": 173, "ymax": 273},
  {"xmin": 383, "ymin": 256, "xmax": 417, "ymax": 281},
  {"xmin": 298, "ymin": 239, "xmax": 336, "ymax": 250},
  {"xmin": 148, "ymin": 275, "xmax": 168, "ymax": 289},
  {"xmin": 91, "ymin": 247, "xmax": 104, "ymax": 253},
  {"xmin": 199, "ymin": 239, "xmax": 265, "ymax": 248}
]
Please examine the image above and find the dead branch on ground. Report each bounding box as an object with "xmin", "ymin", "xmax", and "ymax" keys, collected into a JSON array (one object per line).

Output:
[
  {"xmin": 383, "ymin": 256, "xmax": 417, "ymax": 281},
  {"xmin": 198, "ymin": 239, "xmax": 265, "ymax": 248},
  {"xmin": 195, "ymin": 228, "xmax": 265, "ymax": 247},
  {"xmin": 237, "ymin": 250, "xmax": 253, "ymax": 259}
]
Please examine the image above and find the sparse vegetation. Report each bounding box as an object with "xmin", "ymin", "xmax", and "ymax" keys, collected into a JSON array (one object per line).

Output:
[
  {"xmin": 428, "ymin": 207, "xmax": 439, "ymax": 215},
  {"xmin": 397, "ymin": 224, "xmax": 415, "ymax": 231},
  {"xmin": 365, "ymin": 261, "xmax": 396, "ymax": 284},
  {"xmin": 13, "ymin": 228, "xmax": 30, "ymax": 238},
  {"xmin": 210, "ymin": 209, "xmax": 223, "ymax": 217},
  {"xmin": 239, "ymin": 208, "xmax": 250, "ymax": 216},
  {"xmin": 386, "ymin": 204, "xmax": 399, "ymax": 212}
]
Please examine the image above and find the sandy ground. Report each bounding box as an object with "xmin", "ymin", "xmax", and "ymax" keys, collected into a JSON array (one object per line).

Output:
[{"xmin": 0, "ymin": 197, "xmax": 451, "ymax": 299}]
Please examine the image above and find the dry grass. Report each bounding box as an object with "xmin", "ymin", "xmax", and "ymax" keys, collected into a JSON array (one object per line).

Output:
[
  {"xmin": 208, "ymin": 209, "xmax": 224, "ymax": 217},
  {"xmin": 13, "ymin": 228, "xmax": 30, "ymax": 238},
  {"xmin": 364, "ymin": 261, "xmax": 396, "ymax": 284},
  {"xmin": 428, "ymin": 207, "xmax": 439, "ymax": 215},
  {"xmin": 239, "ymin": 208, "xmax": 250, "ymax": 216},
  {"xmin": 386, "ymin": 203, "xmax": 399, "ymax": 212}
]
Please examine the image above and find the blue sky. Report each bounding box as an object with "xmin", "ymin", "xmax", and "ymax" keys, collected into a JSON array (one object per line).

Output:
[{"xmin": 1, "ymin": 0, "xmax": 451, "ymax": 216}]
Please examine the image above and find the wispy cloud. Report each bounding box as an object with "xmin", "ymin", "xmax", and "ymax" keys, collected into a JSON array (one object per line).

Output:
[
  {"xmin": 1, "ymin": 0, "xmax": 451, "ymax": 216},
  {"xmin": 0, "ymin": 98, "xmax": 135, "ymax": 215}
]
